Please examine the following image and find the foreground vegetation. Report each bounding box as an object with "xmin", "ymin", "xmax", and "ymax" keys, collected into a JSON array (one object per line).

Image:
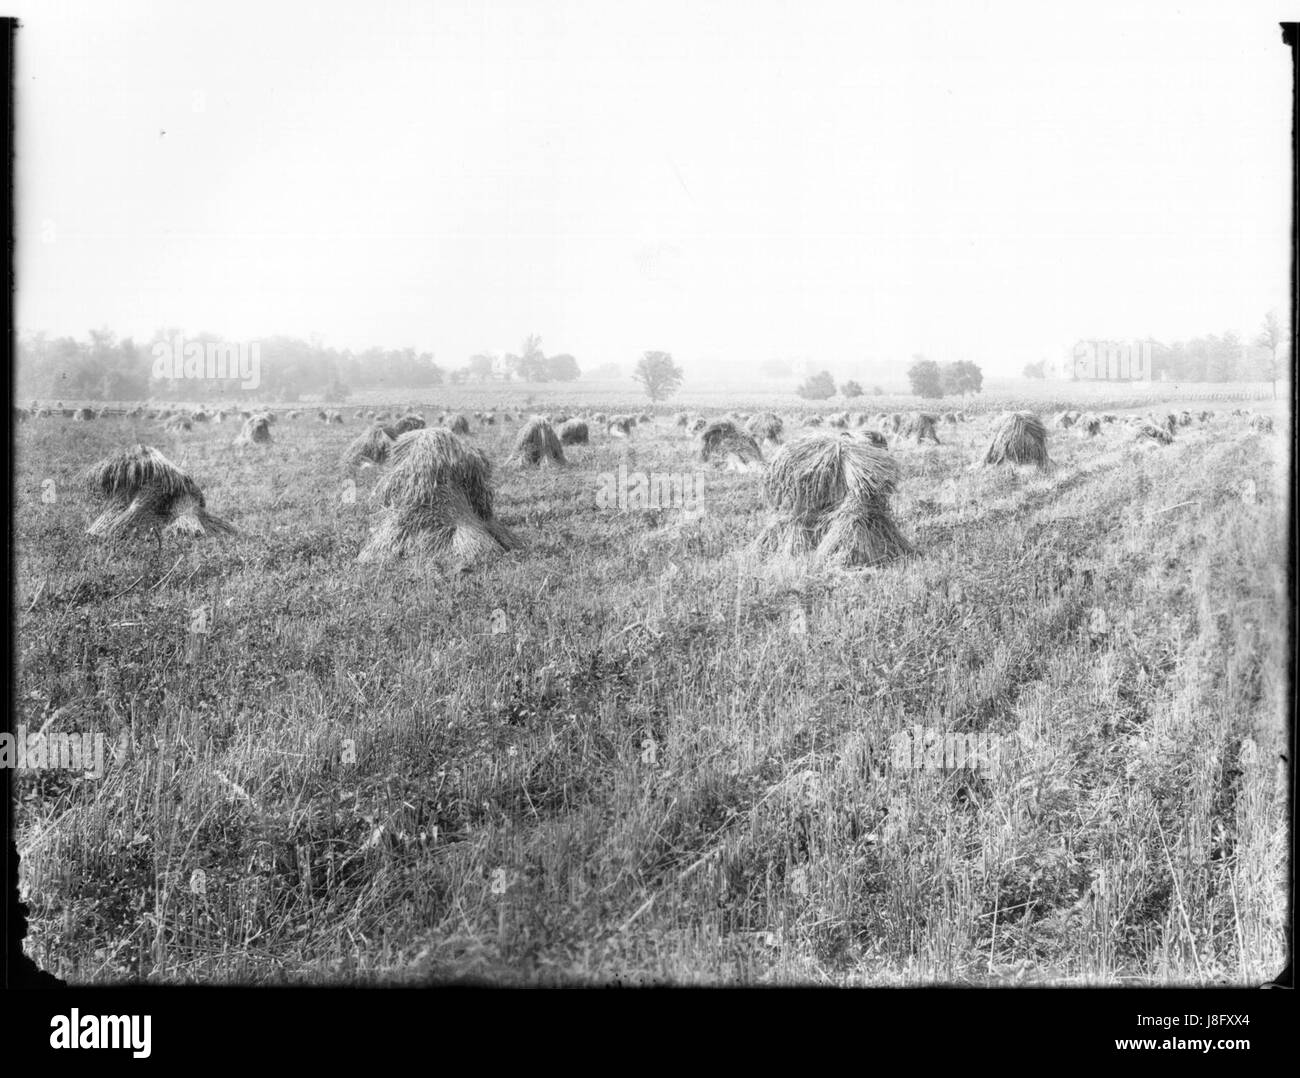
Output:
[{"xmin": 14, "ymin": 386, "xmax": 1288, "ymax": 984}]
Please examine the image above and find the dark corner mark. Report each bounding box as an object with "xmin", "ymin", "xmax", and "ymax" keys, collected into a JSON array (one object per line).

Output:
[
  {"xmin": 4, "ymin": 14, "xmax": 61, "ymax": 991},
  {"xmin": 1284, "ymin": 19, "xmax": 1299, "ymax": 1006}
]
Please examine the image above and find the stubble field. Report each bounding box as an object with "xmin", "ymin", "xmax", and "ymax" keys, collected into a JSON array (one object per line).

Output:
[{"xmin": 13, "ymin": 386, "xmax": 1290, "ymax": 984}]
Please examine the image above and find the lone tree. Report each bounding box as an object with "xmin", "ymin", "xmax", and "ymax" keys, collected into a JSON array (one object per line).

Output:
[
  {"xmin": 1022, "ymin": 359, "xmax": 1047, "ymax": 379},
  {"xmin": 1256, "ymin": 309, "xmax": 1284, "ymax": 399},
  {"xmin": 841, "ymin": 379, "xmax": 864, "ymax": 398},
  {"xmin": 506, "ymin": 335, "xmax": 549, "ymax": 382},
  {"xmin": 907, "ymin": 356, "xmax": 943, "ymax": 399},
  {"xmin": 796, "ymin": 370, "xmax": 836, "ymax": 400},
  {"xmin": 941, "ymin": 360, "xmax": 983, "ymax": 397},
  {"xmin": 634, "ymin": 351, "xmax": 684, "ymax": 401}
]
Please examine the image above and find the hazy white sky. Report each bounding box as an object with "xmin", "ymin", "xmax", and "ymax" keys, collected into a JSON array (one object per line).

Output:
[{"xmin": 12, "ymin": 0, "xmax": 1294, "ymax": 376}]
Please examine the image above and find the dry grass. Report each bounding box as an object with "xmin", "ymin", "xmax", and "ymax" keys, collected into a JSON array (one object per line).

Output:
[{"xmin": 13, "ymin": 394, "xmax": 1287, "ymax": 987}]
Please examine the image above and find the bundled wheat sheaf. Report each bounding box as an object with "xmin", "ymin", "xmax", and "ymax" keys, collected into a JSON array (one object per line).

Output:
[
  {"xmin": 163, "ymin": 414, "xmax": 192, "ymax": 433},
  {"xmin": 756, "ymin": 431, "xmax": 911, "ymax": 566},
  {"xmin": 1250, "ymin": 414, "xmax": 1274, "ymax": 433},
  {"xmin": 511, "ymin": 417, "xmax": 566, "ymax": 465},
  {"xmin": 559, "ymin": 418, "xmax": 589, "ymax": 445},
  {"xmin": 358, "ymin": 427, "xmax": 519, "ymax": 564},
  {"xmin": 86, "ymin": 444, "xmax": 236, "ymax": 545},
  {"xmin": 448, "ymin": 413, "xmax": 471, "ymax": 435},
  {"xmin": 1079, "ymin": 413, "xmax": 1102, "ymax": 436},
  {"xmin": 858, "ymin": 429, "xmax": 889, "ymax": 448},
  {"xmin": 380, "ymin": 413, "xmax": 426, "ymax": 439},
  {"xmin": 73, "ymin": 407, "xmax": 95, "ymax": 421},
  {"xmin": 984, "ymin": 411, "xmax": 1051, "ymax": 469},
  {"xmin": 342, "ymin": 424, "xmax": 393, "ymax": 465},
  {"xmin": 1135, "ymin": 421, "xmax": 1173, "ymax": 445},
  {"xmin": 233, "ymin": 413, "xmax": 274, "ymax": 446},
  {"xmin": 700, "ymin": 419, "xmax": 763, "ymax": 464},
  {"xmin": 745, "ymin": 411, "xmax": 784, "ymax": 444},
  {"xmin": 608, "ymin": 414, "xmax": 636, "ymax": 437},
  {"xmin": 904, "ymin": 412, "xmax": 941, "ymax": 444}
]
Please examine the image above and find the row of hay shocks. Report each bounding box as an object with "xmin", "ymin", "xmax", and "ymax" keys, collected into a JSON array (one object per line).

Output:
[{"xmin": 76, "ymin": 403, "xmax": 1271, "ymax": 571}]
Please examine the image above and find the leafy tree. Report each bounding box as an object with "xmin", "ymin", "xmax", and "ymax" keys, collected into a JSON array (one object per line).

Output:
[
  {"xmin": 633, "ymin": 351, "xmax": 684, "ymax": 401},
  {"xmin": 1256, "ymin": 309, "xmax": 1284, "ymax": 399},
  {"xmin": 941, "ymin": 360, "xmax": 983, "ymax": 397},
  {"xmin": 545, "ymin": 353, "xmax": 580, "ymax": 381},
  {"xmin": 468, "ymin": 354, "xmax": 496, "ymax": 382},
  {"xmin": 871, "ymin": 385, "xmax": 884, "ymax": 396},
  {"xmin": 841, "ymin": 379, "xmax": 864, "ymax": 398},
  {"xmin": 506, "ymin": 334, "xmax": 549, "ymax": 382},
  {"xmin": 796, "ymin": 371, "xmax": 836, "ymax": 400},
  {"xmin": 1022, "ymin": 359, "xmax": 1047, "ymax": 379},
  {"xmin": 907, "ymin": 356, "xmax": 943, "ymax": 398},
  {"xmin": 1206, "ymin": 331, "xmax": 1241, "ymax": 382}
]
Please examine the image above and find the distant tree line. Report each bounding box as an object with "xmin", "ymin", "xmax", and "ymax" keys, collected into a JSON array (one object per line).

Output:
[
  {"xmin": 15, "ymin": 328, "xmax": 446, "ymax": 401},
  {"xmin": 1023, "ymin": 313, "xmax": 1286, "ymax": 395},
  {"xmin": 460, "ymin": 335, "xmax": 580, "ymax": 384},
  {"xmin": 906, "ymin": 356, "xmax": 983, "ymax": 399},
  {"xmin": 15, "ymin": 328, "xmax": 591, "ymax": 401}
]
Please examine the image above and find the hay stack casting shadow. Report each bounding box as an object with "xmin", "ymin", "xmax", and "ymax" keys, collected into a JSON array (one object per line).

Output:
[
  {"xmin": 755, "ymin": 431, "xmax": 911, "ymax": 567},
  {"xmin": 511, "ymin": 417, "xmax": 566, "ymax": 466},
  {"xmin": 700, "ymin": 419, "xmax": 763, "ymax": 465},
  {"xmin": 86, "ymin": 444, "xmax": 236, "ymax": 546},
  {"xmin": 357, "ymin": 427, "xmax": 519, "ymax": 565},
  {"xmin": 983, "ymin": 411, "xmax": 1051, "ymax": 470}
]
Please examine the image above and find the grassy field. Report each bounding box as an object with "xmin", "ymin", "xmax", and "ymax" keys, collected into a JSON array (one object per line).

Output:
[{"xmin": 13, "ymin": 386, "xmax": 1290, "ymax": 984}]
